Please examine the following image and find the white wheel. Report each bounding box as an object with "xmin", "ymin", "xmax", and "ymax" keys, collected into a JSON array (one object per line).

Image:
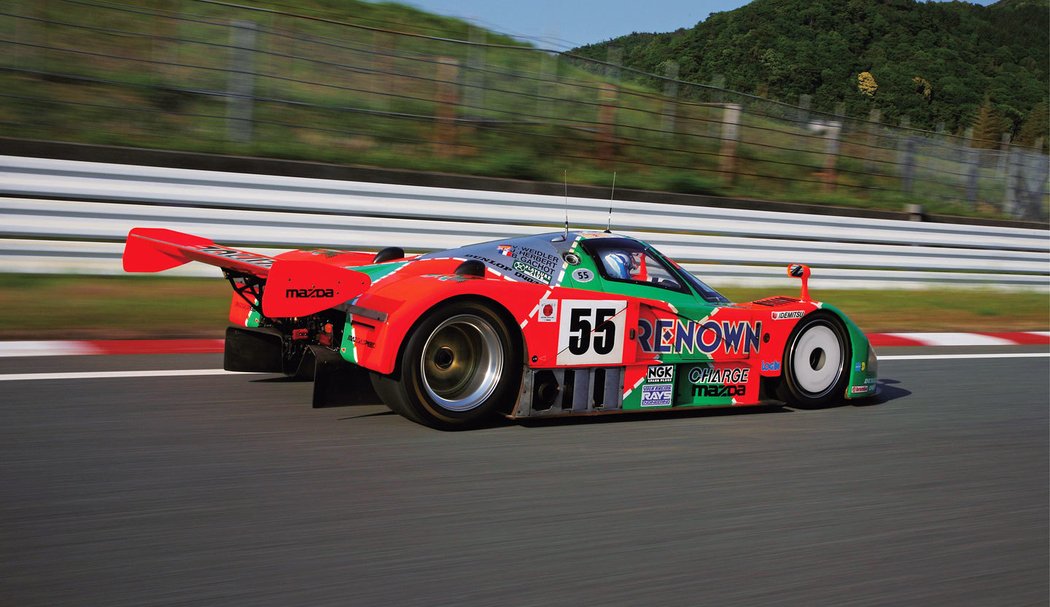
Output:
[
  {"xmin": 791, "ymin": 324, "xmax": 843, "ymax": 397},
  {"xmin": 777, "ymin": 313, "xmax": 851, "ymax": 408}
]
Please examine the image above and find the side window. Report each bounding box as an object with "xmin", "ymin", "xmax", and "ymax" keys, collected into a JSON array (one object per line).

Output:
[
  {"xmin": 593, "ymin": 242, "xmax": 684, "ymax": 293},
  {"xmin": 637, "ymin": 251, "xmax": 682, "ymax": 289}
]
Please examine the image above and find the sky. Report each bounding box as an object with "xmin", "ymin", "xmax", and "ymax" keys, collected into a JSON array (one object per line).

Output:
[{"xmin": 401, "ymin": 0, "xmax": 999, "ymax": 50}]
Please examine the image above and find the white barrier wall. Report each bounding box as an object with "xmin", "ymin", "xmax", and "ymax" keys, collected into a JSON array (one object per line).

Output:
[{"xmin": 0, "ymin": 155, "xmax": 1047, "ymax": 291}]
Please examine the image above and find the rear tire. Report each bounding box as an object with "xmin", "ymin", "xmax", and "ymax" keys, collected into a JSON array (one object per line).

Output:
[
  {"xmin": 371, "ymin": 300, "xmax": 521, "ymax": 429},
  {"xmin": 776, "ymin": 312, "xmax": 851, "ymax": 408}
]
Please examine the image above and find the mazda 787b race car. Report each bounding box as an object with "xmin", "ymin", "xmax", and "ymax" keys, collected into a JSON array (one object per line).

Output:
[{"xmin": 123, "ymin": 228, "xmax": 879, "ymax": 429}]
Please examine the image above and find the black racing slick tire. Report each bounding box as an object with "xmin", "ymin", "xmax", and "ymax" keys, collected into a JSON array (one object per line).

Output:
[
  {"xmin": 776, "ymin": 312, "xmax": 851, "ymax": 409},
  {"xmin": 371, "ymin": 300, "xmax": 522, "ymax": 430}
]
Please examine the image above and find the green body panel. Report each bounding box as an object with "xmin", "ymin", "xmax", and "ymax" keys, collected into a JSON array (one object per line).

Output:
[
  {"xmin": 338, "ymin": 261, "xmax": 410, "ymax": 364},
  {"xmin": 621, "ymin": 383, "xmax": 643, "ymax": 409},
  {"xmin": 245, "ymin": 300, "xmax": 262, "ymax": 328},
  {"xmin": 821, "ymin": 303, "xmax": 879, "ymax": 399},
  {"xmin": 341, "ymin": 313, "xmax": 358, "ymax": 364},
  {"xmin": 673, "ymin": 362, "xmax": 743, "ymax": 406},
  {"xmin": 621, "ymin": 362, "xmax": 739, "ymax": 411},
  {"xmin": 553, "ymin": 239, "xmax": 601, "ymax": 291}
]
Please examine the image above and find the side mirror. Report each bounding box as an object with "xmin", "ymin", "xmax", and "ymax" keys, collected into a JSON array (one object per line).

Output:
[{"xmin": 787, "ymin": 264, "xmax": 811, "ymax": 301}]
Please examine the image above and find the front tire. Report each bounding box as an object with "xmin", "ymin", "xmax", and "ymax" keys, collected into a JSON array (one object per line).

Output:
[
  {"xmin": 371, "ymin": 300, "xmax": 522, "ymax": 429},
  {"xmin": 776, "ymin": 312, "xmax": 851, "ymax": 408}
]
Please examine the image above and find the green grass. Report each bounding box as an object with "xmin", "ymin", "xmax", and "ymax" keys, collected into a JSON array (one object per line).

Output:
[
  {"xmin": 0, "ymin": 275, "xmax": 230, "ymax": 339},
  {"xmin": 0, "ymin": 275, "xmax": 1045, "ymax": 340}
]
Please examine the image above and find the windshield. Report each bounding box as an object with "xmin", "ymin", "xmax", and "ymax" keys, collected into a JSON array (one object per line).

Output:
[{"xmin": 676, "ymin": 266, "xmax": 731, "ymax": 304}]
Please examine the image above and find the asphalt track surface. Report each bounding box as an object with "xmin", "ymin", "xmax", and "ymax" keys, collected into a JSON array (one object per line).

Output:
[{"xmin": 2, "ymin": 348, "xmax": 1048, "ymax": 606}]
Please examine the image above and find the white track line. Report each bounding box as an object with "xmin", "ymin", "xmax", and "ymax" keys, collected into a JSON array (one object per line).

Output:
[
  {"xmin": 0, "ymin": 341, "xmax": 97, "ymax": 357},
  {"xmin": 880, "ymin": 353, "xmax": 1050, "ymax": 361},
  {"xmin": 882, "ymin": 332, "xmax": 1018, "ymax": 347},
  {"xmin": 0, "ymin": 369, "xmax": 267, "ymax": 382}
]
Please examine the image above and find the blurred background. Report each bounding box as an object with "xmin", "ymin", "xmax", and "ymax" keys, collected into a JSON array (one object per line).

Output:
[{"xmin": 1, "ymin": 0, "xmax": 1047, "ymax": 220}]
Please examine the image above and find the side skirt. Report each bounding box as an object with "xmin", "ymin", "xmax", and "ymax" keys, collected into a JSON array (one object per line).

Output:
[
  {"xmin": 512, "ymin": 367, "xmax": 624, "ymax": 418},
  {"xmin": 510, "ymin": 366, "xmax": 780, "ymax": 420}
]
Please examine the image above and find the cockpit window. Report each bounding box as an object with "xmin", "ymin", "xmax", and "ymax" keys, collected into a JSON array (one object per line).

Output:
[
  {"xmin": 583, "ymin": 237, "xmax": 730, "ymax": 303},
  {"xmin": 584, "ymin": 238, "xmax": 686, "ymax": 293}
]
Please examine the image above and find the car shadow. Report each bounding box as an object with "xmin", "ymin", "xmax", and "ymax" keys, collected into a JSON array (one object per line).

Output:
[
  {"xmin": 250, "ymin": 377, "xmax": 909, "ymax": 428},
  {"xmin": 861, "ymin": 378, "xmax": 910, "ymax": 406},
  {"xmin": 516, "ymin": 403, "xmax": 793, "ymax": 429},
  {"xmin": 517, "ymin": 378, "xmax": 910, "ymax": 428},
  {"xmin": 250, "ymin": 375, "xmax": 309, "ymax": 383},
  {"xmin": 337, "ymin": 409, "xmax": 397, "ymax": 421}
]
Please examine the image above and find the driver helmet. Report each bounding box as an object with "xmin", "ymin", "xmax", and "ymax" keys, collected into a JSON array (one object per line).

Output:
[{"xmin": 602, "ymin": 250, "xmax": 634, "ymax": 280}]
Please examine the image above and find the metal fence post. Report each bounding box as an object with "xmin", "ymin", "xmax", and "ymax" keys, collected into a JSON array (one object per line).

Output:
[
  {"xmin": 605, "ymin": 47, "xmax": 622, "ymax": 83},
  {"xmin": 719, "ymin": 104, "xmax": 742, "ymax": 184},
  {"xmin": 537, "ymin": 51, "xmax": 556, "ymax": 122},
  {"xmin": 433, "ymin": 57, "xmax": 460, "ymax": 158},
  {"xmin": 661, "ymin": 61, "xmax": 679, "ymax": 140},
  {"xmin": 710, "ymin": 74, "xmax": 725, "ymax": 105},
  {"xmin": 226, "ymin": 20, "xmax": 257, "ymax": 144},
  {"xmin": 372, "ymin": 31, "xmax": 395, "ymax": 112},
  {"xmin": 1003, "ymin": 144, "xmax": 1019, "ymax": 217},
  {"xmin": 1022, "ymin": 150, "xmax": 1049, "ymax": 220},
  {"xmin": 464, "ymin": 25, "xmax": 485, "ymax": 115},
  {"xmin": 901, "ymin": 137, "xmax": 916, "ymax": 195},
  {"xmin": 997, "ymin": 132, "xmax": 1011, "ymax": 176},
  {"xmin": 798, "ymin": 94, "xmax": 811, "ymax": 124},
  {"xmin": 964, "ymin": 127, "xmax": 980, "ymax": 207},
  {"xmin": 865, "ymin": 108, "xmax": 881, "ymax": 172},
  {"xmin": 597, "ymin": 83, "xmax": 618, "ymax": 164},
  {"xmin": 1006, "ymin": 148, "xmax": 1050, "ymax": 220},
  {"xmin": 821, "ymin": 122, "xmax": 841, "ymax": 192}
]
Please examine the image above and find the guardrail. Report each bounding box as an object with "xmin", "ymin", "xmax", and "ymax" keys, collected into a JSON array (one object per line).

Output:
[{"xmin": 0, "ymin": 155, "xmax": 1047, "ymax": 291}]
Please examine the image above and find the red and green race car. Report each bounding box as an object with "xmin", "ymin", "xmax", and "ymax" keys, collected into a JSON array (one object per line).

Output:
[{"xmin": 123, "ymin": 227, "xmax": 879, "ymax": 429}]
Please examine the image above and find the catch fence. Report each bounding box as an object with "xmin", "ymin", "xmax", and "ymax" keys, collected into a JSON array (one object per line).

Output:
[{"xmin": 0, "ymin": 0, "xmax": 1047, "ymax": 220}]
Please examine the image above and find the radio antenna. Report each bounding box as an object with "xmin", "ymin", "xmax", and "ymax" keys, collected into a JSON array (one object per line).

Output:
[
  {"xmin": 552, "ymin": 170, "xmax": 569, "ymax": 242},
  {"xmin": 563, "ymin": 170, "xmax": 569, "ymax": 239},
  {"xmin": 605, "ymin": 171, "xmax": 617, "ymax": 233}
]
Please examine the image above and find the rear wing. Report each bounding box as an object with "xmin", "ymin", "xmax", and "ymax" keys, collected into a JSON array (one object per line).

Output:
[
  {"xmin": 123, "ymin": 228, "xmax": 371, "ymax": 317},
  {"xmin": 123, "ymin": 228, "xmax": 276, "ymax": 277}
]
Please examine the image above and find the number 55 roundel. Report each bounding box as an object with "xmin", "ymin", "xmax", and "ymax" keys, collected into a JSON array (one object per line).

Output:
[{"xmin": 556, "ymin": 300, "xmax": 628, "ymax": 365}]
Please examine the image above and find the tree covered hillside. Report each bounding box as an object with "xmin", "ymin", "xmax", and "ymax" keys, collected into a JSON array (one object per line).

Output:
[{"xmin": 572, "ymin": 0, "xmax": 1049, "ymax": 147}]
